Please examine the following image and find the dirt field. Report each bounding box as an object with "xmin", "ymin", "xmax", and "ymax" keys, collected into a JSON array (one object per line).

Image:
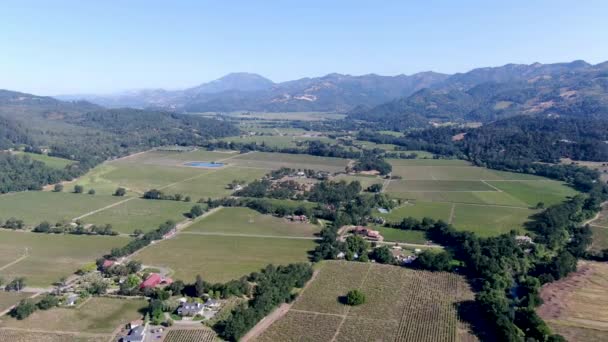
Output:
[
  {"xmin": 538, "ymin": 261, "xmax": 608, "ymax": 342},
  {"xmin": 255, "ymin": 261, "xmax": 477, "ymax": 342}
]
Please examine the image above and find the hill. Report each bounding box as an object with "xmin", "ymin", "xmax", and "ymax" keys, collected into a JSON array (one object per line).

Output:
[{"xmin": 349, "ymin": 60, "xmax": 608, "ymax": 128}]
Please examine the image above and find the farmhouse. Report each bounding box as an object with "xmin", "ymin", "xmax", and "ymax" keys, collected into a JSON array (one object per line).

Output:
[
  {"xmin": 515, "ymin": 235, "xmax": 534, "ymax": 245},
  {"xmin": 205, "ymin": 298, "xmax": 221, "ymax": 309},
  {"xmin": 352, "ymin": 226, "xmax": 384, "ymax": 241},
  {"xmin": 286, "ymin": 214, "xmax": 308, "ymax": 223},
  {"xmin": 139, "ymin": 273, "xmax": 173, "ymax": 289},
  {"xmin": 65, "ymin": 293, "xmax": 78, "ymax": 306},
  {"xmin": 120, "ymin": 324, "xmax": 146, "ymax": 342},
  {"xmin": 177, "ymin": 302, "xmax": 204, "ymax": 316}
]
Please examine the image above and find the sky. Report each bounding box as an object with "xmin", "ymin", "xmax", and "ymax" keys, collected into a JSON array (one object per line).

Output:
[{"xmin": 1, "ymin": 0, "xmax": 607, "ymax": 95}]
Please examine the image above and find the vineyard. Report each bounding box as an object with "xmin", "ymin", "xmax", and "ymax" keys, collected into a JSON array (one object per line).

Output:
[
  {"xmin": 0, "ymin": 329, "xmax": 106, "ymax": 342},
  {"xmin": 164, "ymin": 329, "xmax": 216, "ymax": 342},
  {"xmin": 255, "ymin": 261, "xmax": 477, "ymax": 342}
]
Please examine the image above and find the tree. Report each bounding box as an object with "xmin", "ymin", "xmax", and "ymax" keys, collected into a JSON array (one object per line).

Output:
[
  {"xmin": 88, "ymin": 188, "xmax": 96, "ymax": 195},
  {"xmin": 11, "ymin": 299, "xmax": 36, "ymax": 319},
  {"xmin": 114, "ymin": 187, "xmax": 127, "ymax": 196},
  {"xmin": 366, "ymin": 184, "xmax": 383, "ymax": 193},
  {"xmin": 143, "ymin": 189, "xmax": 163, "ymax": 200},
  {"xmin": 33, "ymin": 221, "xmax": 51, "ymax": 233},
  {"xmin": 53, "ymin": 183, "xmax": 63, "ymax": 192},
  {"xmin": 535, "ymin": 202, "xmax": 545, "ymax": 209},
  {"xmin": 414, "ymin": 250, "xmax": 452, "ymax": 271},
  {"xmin": 195, "ymin": 274, "xmax": 205, "ymax": 297},
  {"xmin": 369, "ymin": 246, "xmax": 395, "ymax": 264},
  {"xmin": 5, "ymin": 277, "xmax": 26, "ymax": 291},
  {"xmin": 133, "ymin": 229, "xmax": 144, "ymax": 237},
  {"xmin": 345, "ymin": 289, "xmax": 366, "ymax": 306},
  {"xmin": 190, "ymin": 205, "xmax": 204, "ymax": 218},
  {"xmin": 74, "ymin": 185, "xmax": 84, "ymax": 193},
  {"xmin": 37, "ymin": 294, "xmax": 59, "ymax": 310}
]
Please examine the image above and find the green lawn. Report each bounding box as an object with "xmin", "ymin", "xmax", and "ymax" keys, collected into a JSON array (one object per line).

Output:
[
  {"xmin": 82, "ymin": 198, "xmax": 192, "ymax": 234},
  {"xmin": 451, "ymin": 204, "xmax": 537, "ymax": 237},
  {"xmin": 378, "ymin": 202, "xmax": 452, "ymax": 222},
  {"xmin": 184, "ymin": 207, "xmax": 320, "ymax": 237},
  {"xmin": 0, "ymin": 230, "xmax": 128, "ymax": 286},
  {"xmin": 17, "ymin": 152, "xmax": 73, "ymax": 169},
  {"xmin": 487, "ymin": 180, "xmax": 578, "ymax": 207},
  {"xmin": 374, "ymin": 227, "xmax": 427, "ymax": 244},
  {"xmin": 0, "ymin": 191, "xmax": 124, "ymax": 226},
  {"xmin": 136, "ymin": 233, "xmax": 315, "ymax": 283}
]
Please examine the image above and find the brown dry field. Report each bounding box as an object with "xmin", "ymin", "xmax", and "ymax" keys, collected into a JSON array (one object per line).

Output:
[{"xmin": 537, "ymin": 261, "xmax": 608, "ymax": 342}]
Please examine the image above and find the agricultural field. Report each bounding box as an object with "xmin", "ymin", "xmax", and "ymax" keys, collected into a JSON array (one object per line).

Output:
[
  {"xmin": 229, "ymin": 152, "xmax": 351, "ymax": 172},
  {"xmin": 82, "ymin": 198, "xmax": 192, "ymax": 234},
  {"xmin": 589, "ymin": 203, "xmax": 608, "ymax": 252},
  {"xmin": 136, "ymin": 233, "xmax": 315, "ymax": 283},
  {"xmin": 15, "ymin": 152, "xmax": 73, "ymax": 169},
  {"xmin": 0, "ymin": 230, "xmax": 128, "ymax": 286},
  {"xmin": 164, "ymin": 328, "xmax": 217, "ymax": 342},
  {"xmin": 538, "ymin": 261, "xmax": 608, "ymax": 342},
  {"xmin": 384, "ymin": 159, "xmax": 577, "ymax": 236},
  {"xmin": 332, "ymin": 174, "xmax": 384, "ymax": 189},
  {"xmin": 257, "ymin": 261, "xmax": 476, "ymax": 342},
  {"xmin": 0, "ymin": 191, "xmax": 125, "ymax": 227},
  {"xmin": 219, "ymin": 134, "xmax": 335, "ymax": 148},
  {"xmin": 184, "ymin": 207, "xmax": 321, "ymax": 238},
  {"xmin": 373, "ymin": 227, "xmax": 427, "ymax": 244},
  {"xmin": 0, "ymin": 330, "xmax": 106, "ymax": 342},
  {"xmin": 0, "ymin": 291, "xmax": 34, "ymax": 313},
  {"xmin": 0, "ymin": 297, "xmax": 147, "ymax": 335}
]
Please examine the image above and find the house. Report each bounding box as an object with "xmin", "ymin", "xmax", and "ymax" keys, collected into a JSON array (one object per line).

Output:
[
  {"xmin": 65, "ymin": 293, "xmax": 78, "ymax": 306},
  {"xmin": 296, "ymin": 171, "xmax": 306, "ymax": 177},
  {"xmin": 205, "ymin": 298, "xmax": 221, "ymax": 309},
  {"xmin": 352, "ymin": 226, "xmax": 383, "ymax": 241},
  {"xmin": 140, "ymin": 273, "xmax": 162, "ymax": 289},
  {"xmin": 102, "ymin": 259, "xmax": 115, "ymax": 270},
  {"xmin": 121, "ymin": 324, "xmax": 146, "ymax": 342},
  {"xmin": 128, "ymin": 320, "xmax": 143, "ymax": 330},
  {"xmin": 515, "ymin": 235, "xmax": 534, "ymax": 245},
  {"xmin": 336, "ymin": 251, "xmax": 345, "ymax": 259},
  {"xmin": 177, "ymin": 302, "xmax": 204, "ymax": 316}
]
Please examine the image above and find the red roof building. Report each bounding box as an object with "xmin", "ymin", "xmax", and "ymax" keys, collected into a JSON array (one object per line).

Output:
[
  {"xmin": 140, "ymin": 273, "xmax": 162, "ymax": 289},
  {"xmin": 102, "ymin": 260, "xmax": 115, "ymax": 269}
]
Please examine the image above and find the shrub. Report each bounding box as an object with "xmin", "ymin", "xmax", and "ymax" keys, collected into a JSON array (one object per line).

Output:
[{"xmin": 345, "ymin": 289, "xmax": 366, "ymax": 306}]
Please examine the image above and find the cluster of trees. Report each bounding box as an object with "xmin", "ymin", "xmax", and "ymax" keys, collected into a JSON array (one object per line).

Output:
[
  {"xmin": 234, "ymin": 179, "xmax": 302, "ymax": 200},
  {"xmin": 0, "ymin": 153, "xmax": 71, "ymax": 193},
  {"xmin": 205, "ymin": 139, "xmax": 362, "ymax": 159},
  {"xmin": 143, "ymin": 189, "xmax": 191, "ymax": 202},
  {"xmin": 33, "ymin": 221, "xmax": 118, "ymax": 236},
  {"xmin": 10, "ymin": 294, "xmax": 59, "ymax": 320},
  {"xmin": 215, "ymin": 263, "xmax": 313, "ymax": 341},
  {"xmin": 4, "ymin": 277, "xmax": 27, "ymax": 291},
  {"xmin": 351, "ymin": 154, "xmax": 392, "ymax": 175},
  {"xmin": 205, "ymin": 197, "xmax": 316, "ymax": 221},
  {"xmin": 0, "ymin": 217, "xmax": 25, "ymax": 230},
  {"xmin": 109, "ymin": 220, "xmax": 176, "ymax": 258}
]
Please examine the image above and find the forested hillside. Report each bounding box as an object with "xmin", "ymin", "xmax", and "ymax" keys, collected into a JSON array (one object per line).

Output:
[{"xmin": 0, "ymin": 89, "xmax": 238, "ymax": 193}]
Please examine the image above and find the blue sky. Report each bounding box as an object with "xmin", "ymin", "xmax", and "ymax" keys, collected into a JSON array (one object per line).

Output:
[{"xmin": 1, "ymin": 0, "xmax": 607, "ymax": 95}]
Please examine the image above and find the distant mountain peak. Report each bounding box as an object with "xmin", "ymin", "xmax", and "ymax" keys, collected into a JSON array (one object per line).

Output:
[{"xmin": 188, "ymin": 73, "xmax": 274, "ymax": 95}]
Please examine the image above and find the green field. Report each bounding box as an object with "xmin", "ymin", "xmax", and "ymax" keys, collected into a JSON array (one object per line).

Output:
[
  {"xmin": 0, "ymin": 230, "xmax": 128, "ymax": 286},
  {"xmin": 379, "ymin": 202, "xmax": 453, "ymax": 222},
  {"xmin": 487, "ymin": 180, "xmax": 578, "ymax": 207},
  {"xmin": 374, "ymin": 227, "xmax": 427, "ymax": 244},
  {"xmin": 136, "ymin": 233, "xmax": 315, "ymax": 283},
  {"xmin": 219, "ymin": 135, "xmax": 335, "ymax": 148},
  {"xmin": 17, "ymin": 152, "xmax": 73, "ymax": 169},
  {"xmin": 184, "ymin": 207, "xmax": 320, "ymax": 237},
  {"xmin": 0, "ymin": 297, "xmax": 146, "ymax": 334},
  {"xmin": 0, "ymin": 192, "xmax": 124, "ymax": 226},
  {"xmin": 82, "ymin": 198, "xmax": 192, "ymax": 234},
  {"xmin": 230, "ymin": 152, "xmax": 350, "ymax": 172},
  {"xmin": 451, "ymin": 204, "xmax": 537, "ymax": 237},
  {"xmin": 387, "ymin": 180, "xmax": 495, "ymax": 192},
  {"xmin": 333, "ymin": 174, "xmax": 383, "ymax": 189}
]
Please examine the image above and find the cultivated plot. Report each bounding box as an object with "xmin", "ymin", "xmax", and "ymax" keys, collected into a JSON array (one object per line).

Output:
[
  {"xmin": 373, "ymin": 227, "xmax": 427, "ymax": 244},
  {"xmin": 487, "ymin": 180, "xmax": 578, "ymax": 207},
  {"xmin": 136, "ymin": 233, "xmax": 315, "ymax": 283},
  {"xmin": 259, "ymin": 261, "xmax": 476, "ymax": 342},
  {"xmin": 0, "ymin": 297, "xmax": 147, "ymax": 335},
  {"xmin": 0, "ymin": 330, "xmax": 106, "ymax": 342},
  {"xmin": 0, "ymin": 291, "xmax": 34, "ymax": 313},
  {"xmin": 538, "ymin": 261, "xmax": 608, "ymax": 342},
  {"xmin": 332, "ymin": 174, "xmax": 383, "ymax": 189},
  {"xmin": 0, "ymin": 192, "xmax": 125, "ymax": 227},
  {"xmin": 184, "ymin": 207, "xmax": 320, "ymax": 238},
  {"xmin": 451, "ymin": 204, "xmax": 537, "ymax": 237},
  {"xmin": 229, "ymin": 152, "xmax": 351, "ymax": 172},
  {"xmin": 379, "ymin": 202, "xmax": 453, "ymax": 222},
  {"xmin": 16, "ymin": 152, "xmax": 73, "ymax": 169},
  {"xmin": 0, "ymin": 230, "xmax": 128, "ymax": 286},
  {"xmin": 82, "ymin": 198, "xmax": 192, "ymax": 234}
]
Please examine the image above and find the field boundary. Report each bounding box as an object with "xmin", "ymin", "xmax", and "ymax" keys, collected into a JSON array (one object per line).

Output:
[
  {"xmin": 180, "ymin": 231, "xmax": 319, "ymax": 240},
  {"xmin": 330, "ymin": 263, "xmax": 373, "ymax": 342},
  {"xmin": 0, "ymin": 248, "xmax": 29, "ymax": 271},
  {"xmin": 72, "ymin": 197, "xmax": 135, "ymax": 221}
]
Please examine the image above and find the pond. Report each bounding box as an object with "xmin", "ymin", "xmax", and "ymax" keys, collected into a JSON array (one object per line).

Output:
[{"xmin": 183, "ymin": 161, "xmax": 225, "ymax": 168}]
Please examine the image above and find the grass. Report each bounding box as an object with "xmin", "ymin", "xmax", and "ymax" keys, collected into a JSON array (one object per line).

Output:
[
  {"xmin": 17, "ymin": 152, "xmax": 73, "ymax": 169},
  {"xmin": 0, "ymin": 297, "xmax": 147, "ymax": 334},
  {"xmin": 0, "ymin": 192, "xmax": 125, "ymax": 226},
  {"xmin": 487, "ymin": 180, "xmax": 578, "ymax": 207},
  {"xmin": 82, "ymin": 198, "xmax": 192, "ymax": 234},
  {"xmin": 0, "ymin": 230, "xmax": 128, "ymax": 286},
  {"xmin": 267, "ymin": 261, "xmax": 474, "ymax": 342},
  {"xmin": 388, "ymin": 158, "xmax": 471, "ymax": 167},
  {"xmin": 219, "ymin": 135, "xmax": 335, "ymax": 149},
  {"xmin": 451, "ymin": 204, "xmax": 537, "ymax": 237},
  {"xmin": 373, "ymin": 227, "xmax": 427, "ymax": 244},
  {"xmin": 332, "ymin": 174, "xmax": 383, "ymax": 189},
  {"xmin": 387, "ymin": 180, "xmax": 495, "ymax": 192},
  {"xmin": 230, "ymin": 152, "xmax": 350, "ymax": 172},
  {"xmin": 162, "ymin": 166, "xmax": 267, "ymax": 200},
  {"xmin": 136, "ymin": 233, "xmax": 315, "ymax": 283},
  {"xmin": 0, "ymin": 291, "xmax": 34, "ymax": 313},
  {"xmin": 378, "ymin": 202, "xmax": 453, "ymax": 222},
  {"xmin": 538, "ymin": 261, "xmax": 608, "ymax": 342},
  {"xmin": 184, "ymin": 207, "xmax": 320, "ymax": 238}
]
